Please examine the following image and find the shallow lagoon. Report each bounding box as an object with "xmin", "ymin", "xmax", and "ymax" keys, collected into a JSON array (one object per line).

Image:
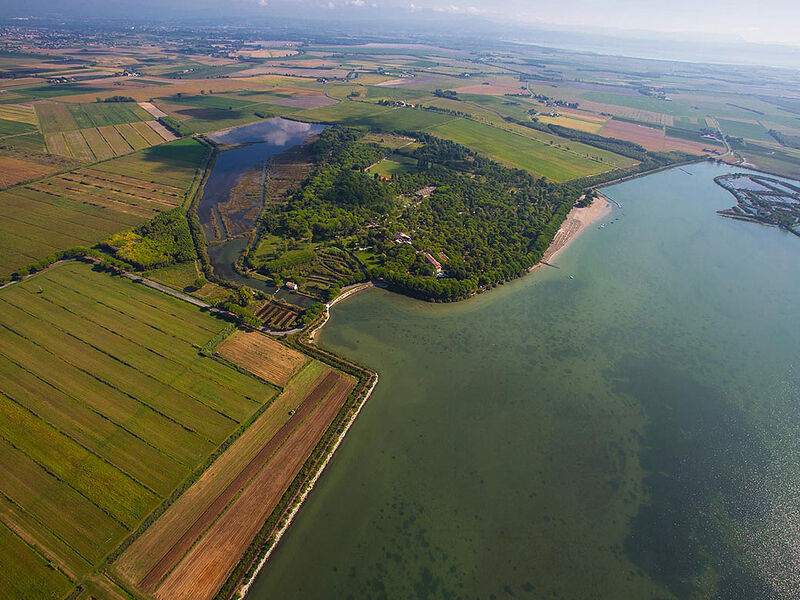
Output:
[
  {"xmin": 247, "ymin": 162, "xmax": 799, "ymax": 599},
  {"xmin": 200, "ymin": 117, "xmax": 324, "ymax": 304}
]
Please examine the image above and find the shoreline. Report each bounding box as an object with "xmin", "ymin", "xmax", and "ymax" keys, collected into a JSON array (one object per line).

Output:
[
  {"xmin": 235, "ymin": 198, "xmax": 612, "ymax": 599},
  {"xmin": 530, "ymin": 196, "xmax": 613, "ymax": 274},
  {"xmin": 237, "ymin": 334, "xmax": 379, "ymax": 599}
]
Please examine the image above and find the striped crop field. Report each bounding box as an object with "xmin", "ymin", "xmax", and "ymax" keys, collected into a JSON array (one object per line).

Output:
[
  {"xmin": 216, "ymin": 330, "xmax": 309, "ymax": 386},
  {"xmin": 0, "ymin": 261, "xmax": 280, "ymax": 599},
  {"xmin": 114, "ymin": 361, "xmax": 357, "ymax": 600},
  {"xmin": 0, "ymin": 138, "xmax": 208, "ymax": 277},
  {"xmin": 45, "ymin": 121, "xmax": 175, "ymax": 161},
  {"xmin": 0, "ymin": 103, "xmax": 38, "ymax": 125}
]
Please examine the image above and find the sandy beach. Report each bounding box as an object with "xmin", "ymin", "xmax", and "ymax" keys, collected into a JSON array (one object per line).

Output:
[{"xmin": 539, "ymin": 197, "xmax": 612, "ymax": 266}]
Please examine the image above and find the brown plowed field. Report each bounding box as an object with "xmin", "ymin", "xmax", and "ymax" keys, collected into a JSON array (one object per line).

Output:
[
  {"xmin": 600, "ymin": 119, "xmax": 714, "ymax": 154},
  {"xmin": 114, "ymin": 363, "xmax": 333, "ymax": 586},
  {"xmin": 153, "ymin": 374, "xmax": 356, "ymax": 600},
  {"xmin": 136, "ymin": 370, "xmax": 339, "ymax": 593},
  {"xmin": 216, "ymin": 330, "xmax": 308, "ymax": 386}
]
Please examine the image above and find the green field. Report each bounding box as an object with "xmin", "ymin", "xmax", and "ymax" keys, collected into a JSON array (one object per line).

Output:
[
  {"xmin": 293, "ymin": 100, "xmax": 454, "ymax": 131},
  {"xmin": 67, "ymin": 102, "xmax": 151, "ymax": 128},
  {"xmin": 0, "ymin": 138, "xmax": 208, "ymax": 277},
  {"xmin": 0, "ymin": 261, "xmax": 279, "ymax": 599},
  {"xmin": 428, "ymin": 118, "xmax": 614, "ymax": 181},
  {"xmin": 368, "ymin": 154, "xmax": 418, "ymax": 177},
  {"xmin": 92, "ymin": 136, "xmax": 208, "ymax": 189},
  {"xmin": 0, "ymin": 117, "xmax": 36, "ymax": 137},
  {"xmin": 716, "ymin": 118, "xmax": 772, "ymax": 142}
]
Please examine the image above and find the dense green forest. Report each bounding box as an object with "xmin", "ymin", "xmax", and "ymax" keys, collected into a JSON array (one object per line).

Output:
[{"xmin": 253, "ymin": 126, "xmax": 582, "ymax": 301}]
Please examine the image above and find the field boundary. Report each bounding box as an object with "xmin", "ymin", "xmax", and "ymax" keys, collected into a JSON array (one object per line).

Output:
[{"xmin": 216, "ymin": 306, "xmax": 378, "ymax": 599}]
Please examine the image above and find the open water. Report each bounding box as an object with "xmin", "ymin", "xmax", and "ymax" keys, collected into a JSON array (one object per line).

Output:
[{"xmin": 246, "ymin": 161, "xmax": 800, "ymax": 599}]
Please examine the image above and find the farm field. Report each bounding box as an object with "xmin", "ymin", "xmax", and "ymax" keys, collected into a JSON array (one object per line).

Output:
[
  {"xmin": 44, "ymin": 121, "xmax": 174, "ymax": 160},
  {"xmin": 600, "ymin": 119, "xmax": 720, "ymax": 154},
  {"xmin": 429, "ymin": 118, "xmax": 614, "ymax": 181},
  {"xmin": 0, "ymin": 103, "xmax": 38, "ymax": 125},
  {"xmin": 254, "ymin": 300, "xmax": 302, "ymax": 329},
  {"xmin": 0, "ymin": 155, "xmax": 62, "ymax": 188},
  {"xmin": 113, "ymin": 360, "xmax": 356, "ymax": 600},
  {"xmin": 0, "ymin": 261, "xmax": 281, "ymax": 599},
  {"xmin": 0, "ymin": 138, "xmax": 208, "ymax": 278},
  {"xmin": 716, "ymin": 118, "xmax": 772, "ymax": 142},
  {"xmin": 293, "ymin": 100, "xmax": 454, "ymax": 131},
  {"xmin": 216, "ymin": 330, "xmax": 309, "ymax": 386}
]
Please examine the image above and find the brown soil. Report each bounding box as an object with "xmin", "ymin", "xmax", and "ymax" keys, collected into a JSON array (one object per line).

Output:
[
  {"xmin": 153, "ymin": 374, "xmax": 355, "ymax": 600},
  {"xmin": 138, "ymin": 371, "xmax": 340, "ymax": 593},
  {"xmin": 216, "ymin": 330, "xmax": 308, "ymax": 386}
]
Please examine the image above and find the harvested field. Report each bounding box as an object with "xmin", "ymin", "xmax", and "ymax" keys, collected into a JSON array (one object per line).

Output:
[
  {"xmin": 578, "ymin": 99, "xmax": 674, "ymax": 126},
  {"xmin": 97, "ymin": 124, "xmax": 134, "ymax": 154},
  {"xmin": 146, "ymin": 119, "xmax": 177, "ymax": 140},
  {"xmin": 138, "ymin": 101, "xmax": 168, "ymax": 118},
  {"xmin": 0, "ymin": 156, "xmax": 59, "ymax": 188},
  {"xmin": 114, "ymin": 361, "xmax": 332, "ymax": 587},
  {"xmin": 151, "ymin": 372, "xmax": 356, "ymax": 600},
  {"xmin": 0, "ymin": 138, "xmax": 207, "ymax": 277},
  {"xmin": 537, "ymin": 114, "xmax": 608, "ymax": 134},
  {"xmin": 0, "ymin": 262, "xmax": 280, "ymax": 599},
  {"xmin": 0, "ymin": 103, "xmax": 38, "ymax": 125},
  {"xmin": 600, "ymin": 119, "xmax": 718, "ymax": 154},
  {"xmin": 216, "ymin": 330, "xmax": 309, "ymax": 386}
]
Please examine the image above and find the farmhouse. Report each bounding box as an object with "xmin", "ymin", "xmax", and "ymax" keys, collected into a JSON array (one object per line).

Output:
[
  {"xmin": 285, "ymin": 281, "xmax": 298, "ymax": 291},
  {"xmin": 423, "ymin": 251, "xmax": 442, "ymax": 272},
  {"xmin": 394, "ymin": 232, "xmax": 412, "ymax": 244}
]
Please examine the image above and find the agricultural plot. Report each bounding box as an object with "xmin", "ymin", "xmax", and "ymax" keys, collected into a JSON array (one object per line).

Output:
[
  {"xmin": 0, "ymin": 262, "xmax": 281, "ymax": 599},
  {"xmin": 0, "ymin": 103, "xmax": 38, "ymax": 125},
  {"xmin": 429, "ymin": 118, "xmax": 613, "ymax": 181},
  {"xmin": 537, "ymin": 114, "xmax": 608, "ymax": 134},
  {"xmin": 600, "ymin": 119, "xmax": 719, "ymax": 154},
  {"xmin": 0, "ymin": 155, "xmax": 61, "ymax": 188},
  {"xmin": 26, "ymin": 169, "xmax": 184, "ymax": 218},
  {"xmin": 92, "ymin": 136, "xmax": 208, "ymax": 189},
  {"xmin": 37, "ymin": 102, "xmax": 170, "ymax": 159},
  {"xmin": 66, "ymin": 102, "xmax": 151, "ymax": 128},
  {"xmin": 0, "ymin": 117, "xmax": 37, "ymax": 139},
  {"xmin": 254, "ymin": 300, "xmax": 302, "ymax": 330},
  {"xmin": 114, "ymin": 360, "xmax": 356, "ymax": 600},
  {"xmin": 293, "ymin": 100, "xmax": 453, "ymax": 131},
  {"xmin": 0, "ymin": 138, "xmax": 208, "ymax": 277},
  {"xmin": 716, "ymin": 118, "xmax": 772, "ymax": 142},
  {"xmin": 216, "ymin": 330, "xmax": 309, "ymax": 386}
]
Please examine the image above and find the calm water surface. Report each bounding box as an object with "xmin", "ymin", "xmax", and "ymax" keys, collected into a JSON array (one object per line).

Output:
[
  {"xmin": 200, "ymin": 117, "xmax": 323, "ymax": 303},
  {"xmin": 247, "ymin": 162, "xmax": 799, "ymax": 599}
]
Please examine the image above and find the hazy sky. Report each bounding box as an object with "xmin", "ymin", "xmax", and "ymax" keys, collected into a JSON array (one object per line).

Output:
[
  {"xmin": 255, "ymin": 0, "xmax": 799, "ymax": 45},
  {"xmin": 6, "ymin": 0, "xmax": 800, "ymax": 47}
]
